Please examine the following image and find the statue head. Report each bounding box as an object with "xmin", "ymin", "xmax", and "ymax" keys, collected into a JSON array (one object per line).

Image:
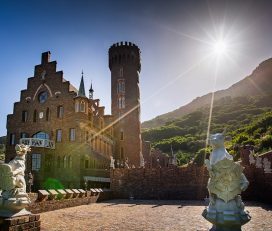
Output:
[
  {"xmin": 15, "ymin": 144, "xmax": 31, "ymax": 156},
  {"xmin": 209, "ymin": 133, "xmax": 225, "ymax": 148}
]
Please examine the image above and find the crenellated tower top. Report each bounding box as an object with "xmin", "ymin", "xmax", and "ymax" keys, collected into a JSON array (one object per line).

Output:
[{"xmin": 108, "ymin": 41, "xmax": 141, "ymax": 72}]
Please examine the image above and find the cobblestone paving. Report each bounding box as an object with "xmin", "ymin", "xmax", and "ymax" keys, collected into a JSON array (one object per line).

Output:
[{"xmin": 40, "ymin": 200, "xmax": 272, "ymax": 231}]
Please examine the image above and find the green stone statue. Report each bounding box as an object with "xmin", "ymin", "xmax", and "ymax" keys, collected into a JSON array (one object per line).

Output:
[{"xmin": 202, "ymin": 132, "xmax": 251, "ymax": 231}]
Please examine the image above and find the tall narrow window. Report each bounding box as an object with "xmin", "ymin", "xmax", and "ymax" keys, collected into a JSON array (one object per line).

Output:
[
  {"xmin": 121, "ymin": 97, "xmax": 125, "ymax": 109},
  {"xmin": 80, "ymin": 101, "xmax": 85, "ymax": 112},
  {"xmin": 56, "ymin": 129, "xmax": 62, "ymax": 142},
  {"xmin": 118, "ymin": 96, "xmax": 125, "ymax": 109},
  {"xmin": 120, "ymin": 131, "xmax": 124, "ymax": 140},
  {"xmin": 22, "ymin": 111, "xmax": 28, "ymax": 122},
  {"xmin": 85, "ymin": 159, "xmax": 89, "ymax": 169},
  {"xmin": 117, "ymin": 79, "xmax": 125, "ymax": 94},
  {"xmin": 10, "ymin": 133, "xmax": 15, "ymax": 145},
  {"xmin": 46, "ymin": 108, "xmax": 50, "ymax": 121},
  {"xmin": 63, "ymin": 156, "xmax": 67, "ymax": 168},
  {"xmin": 68, "ymin": 155, "xmax": 72, "ymax": 168},
  {"xmin": 57, "ymin": 106, "xmax": 64, "ymax": 118},
  {"xmin": 75, "ymin": 102, "xmax": 79, "ymax": 112},
  {"xmin": 32, "ymin": 154, "xmax": 41, "ymax": 171},
  {"xmin": 33, "ymin": 110, "xmax": 37, "ymax": 122},
  {"xmin": 69, "ymin": 128, "xmax": 76, "ymax": 141},
  {"xmin": 119, "ymin": 67, "xmax": 123, "ymax": 77}
]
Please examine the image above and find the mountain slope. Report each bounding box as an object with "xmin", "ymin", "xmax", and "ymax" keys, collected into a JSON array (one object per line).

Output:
[{"xmin": 142, "ymin": 58, "xmax": 272, "ymax": 129}]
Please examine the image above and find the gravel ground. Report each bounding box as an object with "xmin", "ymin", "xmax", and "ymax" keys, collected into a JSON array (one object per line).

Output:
[{"xmin": 40, "ymin": 200, "xmax": 272, "ymax": 231}]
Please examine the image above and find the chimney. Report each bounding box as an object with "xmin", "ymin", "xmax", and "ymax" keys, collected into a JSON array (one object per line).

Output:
[{"xmin": 41, "ymin": 51, "xmax": 51, "ymax": 64}]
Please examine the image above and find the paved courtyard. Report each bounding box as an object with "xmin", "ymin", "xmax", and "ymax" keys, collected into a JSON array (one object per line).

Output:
[{"xmin": 40, "ymin": 199, "xmax": 272, "ymax": 231}]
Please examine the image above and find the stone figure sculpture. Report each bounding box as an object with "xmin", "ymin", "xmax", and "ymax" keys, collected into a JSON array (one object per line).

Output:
[
  {"xmin": 202, "ymin": 132, "xmax": 251, "ymax": 231},
  {"xmin": 110, "ymin": 156, "xmax": 115, "ymax": 169},
  {"xmin": 0, "ymin": 144, "xmax": 31, "ymax": 217},
  {"xmin": 263, "ymin": 158, "xmax": 272, "ymax": 173},
  {"xmin": 248, "ymin": 150, "xmax": 255, "ymax": 165},
  {"xmin": 255, "ymin": 156, "xmax": 263, "ymax": 168}
]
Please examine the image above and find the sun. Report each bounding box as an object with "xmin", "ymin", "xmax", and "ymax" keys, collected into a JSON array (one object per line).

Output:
[{"xmin": 213, "ymin": 40, "xmax": 228, "ymax": 55}]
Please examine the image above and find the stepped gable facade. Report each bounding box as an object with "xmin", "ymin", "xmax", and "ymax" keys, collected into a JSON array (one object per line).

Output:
[{"xmin": 6, "ymin": 51, "xmax": 114, "ymax": 188}]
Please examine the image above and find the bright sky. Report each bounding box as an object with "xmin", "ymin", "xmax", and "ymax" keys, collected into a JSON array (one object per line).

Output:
[{"xmin": 1, "ymin": 0, "xmax": 272, "ymax": 136}]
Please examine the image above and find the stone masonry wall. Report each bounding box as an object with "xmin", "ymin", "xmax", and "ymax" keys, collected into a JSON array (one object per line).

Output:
[
  {"xmin": 110, "ymin": 165, "xmax": 209, "ymax": 200},
  {"xmin": 27, "ymin": 191, "xmax": 111, "ymax": 214},
  {"xmin": 111, "ymin": 149, "xmax": 272, "ymax": 203}
]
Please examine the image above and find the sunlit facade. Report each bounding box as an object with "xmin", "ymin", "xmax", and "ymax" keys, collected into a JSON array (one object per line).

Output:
[{"xmin": 6, "ymin": 52, "xmax": 114, "ymax": 189}]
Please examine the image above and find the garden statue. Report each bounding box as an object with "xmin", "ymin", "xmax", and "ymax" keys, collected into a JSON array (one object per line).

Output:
[
  {"xmin": 263, "ymin": 158, "xmax": 272, "ymax": 173},
  {"xmin": 0, "ymin": 144, "xmax": 31, "ymax": 217},
  {"xmin": 202, "ymin": 132, "xmax": 251, "ymax": 231},
  {"xmin": 248, "ymin": 150, "xmax": 255, "ymax": 165},
  {"xmin": 255, "ymin": 156, "xmax": 263, "ymax": 168},
  {"xmin": 110, "ymin": 156, "xmax": 115, "ymax": 169}
]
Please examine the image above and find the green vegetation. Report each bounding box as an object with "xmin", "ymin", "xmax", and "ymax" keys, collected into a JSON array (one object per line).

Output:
[
  {"xmin": 0, "ymin": 136, "xmax": 6, "ymax": 161},
  {"xmin": 142, "ymin": 95, "xmax": 272, "ymax": 166}
]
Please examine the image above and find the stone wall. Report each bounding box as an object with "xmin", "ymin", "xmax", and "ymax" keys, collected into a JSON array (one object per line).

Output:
[
  {"xmin": 110, "ymin": 165, "xmax": 209, "ymax": 200},
  {"xmin": 240, "ymin": 147, "xmax": 272, "ymax": 203},
  {"xmin": 111, "ymin": 148, "xmax": 272, "ymax": 203},
  {"xmin": 0, "ymin": 214, "xmax": 41, "ymax": 231},
  {"xmin": 27, "ymin": 190, "xmax": 111, "ymax": 214}
]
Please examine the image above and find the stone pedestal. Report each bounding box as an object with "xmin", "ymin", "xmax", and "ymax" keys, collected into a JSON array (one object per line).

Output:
[{"xmin": 0, "ymin": 214, "xmax": 41, "ymax": 231}]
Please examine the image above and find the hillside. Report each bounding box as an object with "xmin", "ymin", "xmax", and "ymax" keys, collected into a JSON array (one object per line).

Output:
[
  {"xmin": 142, "ymin": 95, "xmax": 272, "ymax": 165},
  {"xmin": 142, "ymin": 58, "xmax": 272, "ymax": 129}
]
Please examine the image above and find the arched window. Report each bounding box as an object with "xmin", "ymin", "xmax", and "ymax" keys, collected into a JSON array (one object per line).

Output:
[
  {"xmin": 85, "ymin": 158, "xmax": 89, "ymax": 169},
  {"xmin": 22, "ymin": 110, "xmax": 28, "ymax": 122},
  {"xmin": 75, "ymin": 102, "xmax": 79, "ymax": 112},
  {"xmin": 80, "ymin": 101, "xmax": 85, "ymax": 112},
  {"xmin": 119, "ymin": 67, "xmax": 123, "ymax": 77},
  {"xmin": 68, "ymin": 155, "xmax": 72, "ymax": 168},
  {"xmin": 57, "ymin": 105, "xmax": 64, "ymax": 118},
  {"xmin": 32, "ymin": 131, "xmax": 49, "ymax": 139},
  {"xmin": 63, "ymin": 155, "xmax": 67, "ymax": 168},
  {"xmin": 46, "ymin": 108, "xmax": 50, "ymax": 121}
]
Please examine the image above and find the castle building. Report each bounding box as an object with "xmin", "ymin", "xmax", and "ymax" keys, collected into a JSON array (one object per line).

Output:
[{"xmin": 5, "ymin": 42, "xmax": 145, "ymax": 189}]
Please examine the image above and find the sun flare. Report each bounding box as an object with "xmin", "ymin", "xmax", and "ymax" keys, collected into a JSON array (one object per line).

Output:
[{"xmin": 213, "ymin": 40, "xmax": 227, "ymax": 55}]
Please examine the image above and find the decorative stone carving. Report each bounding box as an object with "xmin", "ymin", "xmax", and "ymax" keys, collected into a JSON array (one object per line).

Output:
[
  {"xmin": 110, "ymin": 156, "xmax": 115, "ymax": 169},
  {"xmin": 255, "ymin": 156, "xmax": 263, "ymax": 168},
  {"xmin": 202, "ymin": 132, "xmax": 251, "ymax": 231},
  {"xmin": 249, "ymin": 150, "xmax": 255, "ymax": 165},
  {"xmin": 263, "ymin": 158, "xmax": 272, "ymax": 174},
  {"xmin": 0, "ymin": 144, "xmax": 31, "ymax": 217}
]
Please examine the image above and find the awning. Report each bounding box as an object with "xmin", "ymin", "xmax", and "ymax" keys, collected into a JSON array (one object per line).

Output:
[{"xmin": 83, "ymin": 176, "xmax": 110, "ymax": 183}]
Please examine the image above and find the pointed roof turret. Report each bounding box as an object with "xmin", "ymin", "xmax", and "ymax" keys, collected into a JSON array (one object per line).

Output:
[
  {"xmin": 89, "ymin": 81, "xmax": 94, "ymax": 99},
  {"xmin": 78, "ymin": 70, "xmax": 86, "ymax": 97}
]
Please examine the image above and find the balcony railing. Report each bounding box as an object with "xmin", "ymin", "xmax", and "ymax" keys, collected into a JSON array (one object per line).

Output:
[{"xmin": 19, "ymin": 138, "xmax": 55, "ymax": 149}]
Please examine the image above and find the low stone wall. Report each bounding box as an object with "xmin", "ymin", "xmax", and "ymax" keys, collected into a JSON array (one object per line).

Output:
[
  {"xmin": 110, "ymin": 157, "xmax": 272, "ymax": 203},
  {"xmin": 0, "ymin": 214, "xmax": 41, "ymax": 231},
  {"xmin": 27, "ymin": 190, "xmax": 111, "ymax": 214},
  {"xmin": 110, "ymin": 165, "xmax": 209, "ymax": 200}
]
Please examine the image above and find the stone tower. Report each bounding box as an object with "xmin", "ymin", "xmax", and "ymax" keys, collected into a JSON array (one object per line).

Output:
[{"xmin": 109, "ymin": 42, "xmax": 142, "ymax": 167}]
